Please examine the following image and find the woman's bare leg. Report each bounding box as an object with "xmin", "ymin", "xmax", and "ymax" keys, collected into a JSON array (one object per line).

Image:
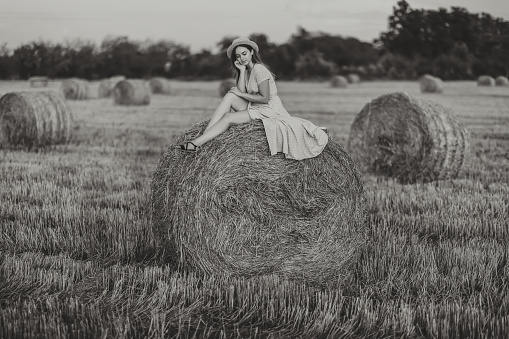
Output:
[
  {"xmin": 205, "ymin": 93, "xmax": 248, "ymax": 131},
  {"xmin": 192, "ymin": 111, "xmax": 251, "ymax": 147}
]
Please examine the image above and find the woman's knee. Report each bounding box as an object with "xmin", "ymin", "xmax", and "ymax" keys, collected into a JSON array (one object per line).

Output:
[{"xmin": 222, "ymin": 92, "xmax": 236, "ymax": 103}]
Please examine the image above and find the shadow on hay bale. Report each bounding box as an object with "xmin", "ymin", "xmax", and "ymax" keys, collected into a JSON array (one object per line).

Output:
[
  {"xmin": 149, "ymin": 77, "xmax": 172, "ymax": 94},
  {"xmin": 477, "ymin": 75, "xmax": 495, "ymax": 87},
  {"xmin": 331, "ymin": 75, "xmax": 348, "ymax": 88},
  {"xmin": 151, "ymin": 119, "xmax": 367, "ymax": 286},
  {"xmin": 219, "ymin": 79, "xmax": 236, "ymax": 97},
  {"xmin": 347, "ymin": 92, "xmax": 470, "ymax": 184},
  {"xmin": 495, "ymin": 76, "xmax": 509, "ymax": 87},
  {"xmin": 98, "ymin": 76, "xmax": 126, "ymax": 98},
  {"xmin": 419, "ymin": 74, "xmax": 443, "ymax": 93},
  {"xmin": 61, "ymin": 78, "xmax": 89, "ymax": 100},
  {"xmin": 0, "ymin": 91, "xmax": 73, "ymax": 149},
  {"xmin": 113, "ymin": 79, "xmax": 151, "ymax": 105}
]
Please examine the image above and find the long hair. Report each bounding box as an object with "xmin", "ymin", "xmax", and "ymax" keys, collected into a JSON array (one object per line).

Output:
[{"xmin": 230, "ymin": 44, "xmax": 275, "ymax": 82}]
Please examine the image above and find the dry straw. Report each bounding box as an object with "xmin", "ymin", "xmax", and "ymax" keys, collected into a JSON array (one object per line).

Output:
[
  {"xmin": 420, "ymin": 74, "xmax": 443, "ymax": 93},
  {"xmin": 149, "ymin": 77, "xmax": 172, "ymax": 94},
  {"xmin": 28, "ymin": 76, "xmax": 49, "ymax": 88},
  {"xmin": 113, "ymin": 80, "xmax": 151, "ymax": 105},
  {"xmin": 347, "ymin": 74, "xmax": 361, "ymax": 84},
  {"xmin": 477, "ymin": 75, "xmax": 495, "ymax": 87},
  {"xmin": 98, "ymin": 76, "xmax": 126, "ymax": 98},
  {"xmin": 219, "ymin": 79, "xmax": 236, "ymax": 97},
  {"xmin": 331, "ymin": 75, "xmax": 348, "ymax": 88},
  {"xmin": 495, "ymin": 76, "xmax": 509, "ymax": 87},
  {"xmin": 60, "ymin": 78, "xmax": 89, "ymax": 100},
  {"xmin": 347, "ymin": 92, "xmax": 470, "ymax": 184},
  {"xmin": 0, "ymin": 91, "xmax": 73, "ymax": 148},
  {"xmin": 151, "ymin": 119, "xmax": 367, "ymax": 286}
]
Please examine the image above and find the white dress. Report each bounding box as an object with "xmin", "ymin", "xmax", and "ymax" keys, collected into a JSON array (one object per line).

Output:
[{"xmin": 246, "ymin": 63, "xmax": 328, "ymax": 160}]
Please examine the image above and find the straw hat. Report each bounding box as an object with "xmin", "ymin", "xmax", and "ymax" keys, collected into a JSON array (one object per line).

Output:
[{"xmin": 226, "ymin": 37, "xmax": 259, "ymax": 59}]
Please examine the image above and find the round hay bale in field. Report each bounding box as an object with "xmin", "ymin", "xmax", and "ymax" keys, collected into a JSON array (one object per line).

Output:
[
  {"xmin": 61, "ymin": 78, "xmax": 89, "ymax": 100},
  {"xmin": 419, "ymin": 74, "xmax": 443, "ymax": 93},
  {"xmin": 219, "ymin": 79, "xmax": 236, "ymax": 97},
  {"xmin": 98, "ymin": 76, "xmax": 126, "ymax": 98},
  {"xmin": 0, "ymin": 91, "xmax": 73, "ymax": 148},
  {"xmin": 347, "ymin": 74, "xmax": 361, "ymax": 84},
  {"xmin": 347, "ymin": 92, "xmax": 470, "ymax": 184},
  {"xmin": 113, "ymin": 80, "xmax": 150, "ymax": 105},
  {"xmin": 495, "ymin": 76, "xmax": 509, "ymax": 87},
  {"xmin": 28, "ymin": 76, "xmax": 49, "ymax": 88},
  {"xmin": 331, "ymin": 75, "xmax": 348, "ymax": 88},
  {"xmin": 149, "ymin": 77, "xmax": 172, "ymax": 94},
  {"xmin": 477, "ymin": 75, "xmax": 495, "ymax": 87},
  {"xmin": 151, "ymin": 119, "xmax": 367, "ymax": 286}
]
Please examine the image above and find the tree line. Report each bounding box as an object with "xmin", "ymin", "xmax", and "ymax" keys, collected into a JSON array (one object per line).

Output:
[{"xmin": 0, "ymin": 1, "xmax": 507, "ymax": 81}]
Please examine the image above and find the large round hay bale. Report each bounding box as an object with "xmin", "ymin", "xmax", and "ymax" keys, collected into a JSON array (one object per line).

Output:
[
  {"xmin": 347, "ymin": 92, "xmax": 470, "ymax": 184},
  {"xmin": 331, "ymin": 75, "xmax": 348, "ymax": 88},
  {"xmin": 113, "ymin": 80, "xmax": 150, "ymax": 106},
  {"xmin": 28, "ymin": 76, "xmax": 49, "ymax": 88},
  {"xmin": 149, "ymin": 77, "xmax": 172, "ymax": 94},
  {"xmin": 151, "ymin": 119, "xmax": 367, "ymax": 286},
  {"xmin": 98, "ymin": 76, "xmax": 126, "ymax": 98},
  {"xmin": 495, "ymin": 76, "xmax": 509, "ymax": 87},
  {"xmin": 219, "ymin": 79, "xmax": 236, "ymax": 97},
  {"xmin": 419, "ymin": 74, "xmax": 443, "ymax": 93},
  {"xmin": 477, "ymin": 75, "xmax": 495, "ymax": 87},
  {"xmin": 0, "ymin": 91, "xmax": 73, "ymax": 148},
  {"xmin": 60, "ymin": 78, "xmax": 89, "ymax": 100},
  {"xmin": 347, "ymin": 74, "xmax": 361, "ymax": 84}
]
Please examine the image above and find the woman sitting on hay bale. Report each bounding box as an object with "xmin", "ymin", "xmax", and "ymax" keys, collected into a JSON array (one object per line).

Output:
[{"xmin": 175, "ymin": 37, "xmax": 328, "ymax": 160}]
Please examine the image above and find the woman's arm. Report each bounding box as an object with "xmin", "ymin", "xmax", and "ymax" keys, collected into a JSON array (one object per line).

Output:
[
  {"xmin": 237, "ymin": 68, "xmax": 247, "ymax": 92},
  {"xmin": 231, "ymin": 80, "xmax": 270, "ymax": 104}
]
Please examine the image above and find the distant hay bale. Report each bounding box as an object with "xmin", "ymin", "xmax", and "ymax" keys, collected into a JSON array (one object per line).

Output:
[
  {"xmin": 151, "ymin": 119, "xmax": 367, "ymax": 286},
  {"xmin": 420, "ymin": 74, "xmax": 443, "ymax": 93},
  {"xmin": 149, "ymin": 77, "xmax": 172, "ymax": 94},
  {"xmin": 495, "ymin": 76, "xmax": 509, "ymax": 87},
  {"xmin": 331, "ymin": 75, "xmax": 348, "ymax": 88},
  {"xmin": 61, "ymin": 78, "xmax": 89, "ymax": 100},
  {"xmin": 28, "ymin": 76, "xmax": 49, "ymax": 88},
  {"xmin": 113, "ymin": 80, "xmax": 150, "ymax": 106},
  {"xmin": 477, "ymin": 75, "xmax": 495, "ymax": 87},
  {"xmin": 347, "ymin": 92, "xmax": 470, "ymax": 184},
  {"xmin": 219, "ymin": 79, "xmax": 236, "ymax": 97},
  {"xmin": 0, "ymin": 91, "xmax": 73, "ymax": 148},
  {"xmin": 347, "ymin": 74, "xmax": 361, "ymax": 84},
  {"xmin": 98, "ymin": 76, "xmax": 126, "ymax": 98}
]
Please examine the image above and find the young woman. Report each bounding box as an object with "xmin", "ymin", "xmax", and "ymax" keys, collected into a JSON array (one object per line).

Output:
[{"xmin": 176, "ymin": 37, "xmax": 328, "ymax": 160}]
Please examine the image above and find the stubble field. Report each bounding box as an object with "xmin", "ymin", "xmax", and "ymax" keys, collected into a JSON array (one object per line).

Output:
[{"xmin": 0, "ymin": 79, "xmax": 508, "ymax": 338}]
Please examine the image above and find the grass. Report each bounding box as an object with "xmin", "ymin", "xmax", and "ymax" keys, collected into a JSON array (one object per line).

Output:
[{"xmin": 0, "ymin": 79, "xmax": 508, "ymax": 338}]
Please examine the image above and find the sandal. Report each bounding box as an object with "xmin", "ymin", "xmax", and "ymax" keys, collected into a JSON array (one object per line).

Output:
[{"xmin": 175, "ymin": 141, "xmax": 200, "ymax": 153}]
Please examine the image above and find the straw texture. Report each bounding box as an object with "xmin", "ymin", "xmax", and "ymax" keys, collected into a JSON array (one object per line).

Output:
[
  {"xmin": 331, "ymin": 76, "xmax": 348, "ymax": 88},
  {"xmin": 98, "ymin": 76, "xmax": 126, "ymax": 98},
  {"xmin": 347, "ymin": 92, "xmax": 470, "ymax": 184},
  {"xmin": 495, "ymin": 76, "xmax": 509, "ymax": 87},
  {"xmin": 420, "ymin": 74, "xmax": 443, "ymax": 93},
  {"xmin": 151, "ymin": 119, "xmax": 367, "ymax": 286},
  {"xmin": 61, "ymin": 78, "xmax": 89, "ymax": 100},
  {"xmin": 219, "ymin": 79, "xmax": 236, "ymax": 97},
  {"xmin": 0, "ymin": 91, "xmax": 73, "ymax": 148},
  {"xmin": 113, "ymin": 80, "xmax": 151, "ymax": 105},
  {"xmin": 149, "ymin": 77, "xmax": 172, "ymax": 94},
  {"xmin": 477, "ymin": 76, "xmax": 495, "ymax": 87}
]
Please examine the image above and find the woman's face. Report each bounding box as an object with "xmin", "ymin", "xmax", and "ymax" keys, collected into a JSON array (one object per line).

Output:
[{"xmin": 234, "ymin": 46, "xmax": 253, "ymax": 66}]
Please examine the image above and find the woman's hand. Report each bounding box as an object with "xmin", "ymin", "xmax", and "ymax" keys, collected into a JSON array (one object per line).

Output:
[
  {"xmin": 234, "ymin": 60, "xmax": 246, "ymax": 71},
  {"xmin": 228, "ymin": 86, "xmax": 242, "ymax": 96}
]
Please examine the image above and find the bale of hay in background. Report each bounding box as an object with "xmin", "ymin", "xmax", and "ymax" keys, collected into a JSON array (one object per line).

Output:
[
  {"xmin": 347, "ymin": 74, "xmax": 361, "ymax": 84},
  {"xmin": 98, "ymin": 76, "xmax": 126, "ymax": 98},
  {"xmin": 28, "ymin": 76, "xmax": 49, "ymax": 88},
  {"xmin": 151, "ymin": 119, "xmax": 367, "ymax": 286},
  {"xmin": 477, "ymin": 75, "xmax": 495, "ymax": 87},
  {"xmin": 219, "ymin": 79, "xmax": 236, "ymax": 97},
  {"xmin": 61, "ymin": 78, "xmax": 89, "ymax": 100},
  {"xmin": 148, "ymin": 77, "xmax": 172, "ymax": 94},
  {"xmin": 347, "ymin": 92, "xmax": 470, "ymax": 184},
  {"xmin": 331, "ymin": 75, "xmax": 348, "ymax": 88},
  {"xmin": 0, "ymin": 91, "xmax": 73, "ymax": 148},
  {"xmin": 419, "ymin": 74, "xmax": 443, "ymax": 93},
  {"xmin": 113, "ymin": 80, "xmax": 150, "ymax": 106},
  {"xmin": 495, "ymin": 76, "xmax": 509, "ymax": 87}
]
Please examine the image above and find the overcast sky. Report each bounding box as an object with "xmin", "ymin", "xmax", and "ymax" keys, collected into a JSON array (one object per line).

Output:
[{"xmin": 1, "ymin": 0, "xmax": 508, "ymax": 52}]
